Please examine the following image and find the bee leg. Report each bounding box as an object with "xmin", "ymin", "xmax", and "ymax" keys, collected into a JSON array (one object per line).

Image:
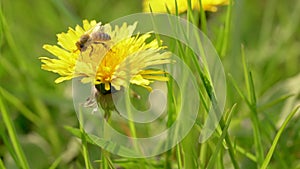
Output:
[
  {"xmin": 94, "ymin": 42, "xmax": 109, "ymax": 49},
  {"xmin": 89, "ymin": 45, "xmax": 94, "ymax": 57},
  {"xmin": 82, "ymin": 46, "xmax": 87, "ymax": 52},
  {"xmin": 101, "ymin": 42, "xmax": 109, "ymax": 49}
]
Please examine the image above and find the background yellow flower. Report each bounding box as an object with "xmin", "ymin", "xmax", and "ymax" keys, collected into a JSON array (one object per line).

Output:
[{"xmin": 143, "ymin": 0, "xmax": 229, "ymax": 13}]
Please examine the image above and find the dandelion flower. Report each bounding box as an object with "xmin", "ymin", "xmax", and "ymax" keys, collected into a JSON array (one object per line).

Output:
[
  {"xmin": 40, "ymin": 20, "xmax": 172, "ymax": 118},
  {"xmin": 143, "ymin": 0, "xmax": 229, "ymax": 13}
]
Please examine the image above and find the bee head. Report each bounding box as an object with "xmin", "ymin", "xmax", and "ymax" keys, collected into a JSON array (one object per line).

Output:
[{"xmin": 75, "ymin": 34, "xmax": 90, "ymax": 50}]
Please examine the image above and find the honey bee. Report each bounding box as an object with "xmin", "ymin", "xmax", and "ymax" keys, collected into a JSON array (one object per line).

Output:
[{"xmin": 75, "ymin": 23, "xmax": 111, "ymax": 55}]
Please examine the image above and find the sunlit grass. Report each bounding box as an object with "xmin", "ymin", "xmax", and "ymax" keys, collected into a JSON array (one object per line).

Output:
[{"xmin": 1, "ymin": 0, "xmax": 300, "ymax": 168}]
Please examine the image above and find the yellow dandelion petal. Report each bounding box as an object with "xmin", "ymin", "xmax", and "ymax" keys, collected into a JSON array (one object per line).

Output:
[
  {"xmin": 140, "ymin": 70, "xmax": 167, "ymax": 75},
  {"xmin": 139, "ymin": 70, "xmax": 169, "ymax": 81},
  {"xmin": 57, "ymin": 29, "xmax": 78, "ymax": 52},
  {"xmin": 111, "ymin": 46, "xmax": 171, "ymax": 90},
  {"xmin": 55, "ymin": 76, "xmax": 74, "ymax": 83},
  {"xmin": 130, "ymin": 75, "xmax": 151, "ymax": 86},
  {"xmin": 39, "ymin": 56, "xmax": 75, "ymax": 83},
  {"xmin": 83, "ymin": 20, "xmax": 97, "ymax": 31},
  {"xmin": 74, "ymin": 25, "xmax": 85, "ymax": 35},
  {"xmin": 110, "ymin": 22, "xmax": 138, "ymax": 42},
  {"xmin": 43, "ymin": 45, "xmax": 76, "ymax": 60},
  {"xmin": 104, "ymin": 83, "xmax": 111, "ymax": 91},
  {"xmin": 75, "ymin": 61, "xmax": 95, "ymax": 78},
  {"xmin": 81, "ymin": 77, "xmax": 95, "ymax": 84},
  {"xmin": 142, "ymin": 75, "xmax": 169, "ymax": 81}
]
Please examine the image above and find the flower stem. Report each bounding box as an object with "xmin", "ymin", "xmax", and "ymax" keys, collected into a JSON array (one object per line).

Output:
[{"xmin": 125, "ymin": 93, "xmax": 139, "ymax": 151}]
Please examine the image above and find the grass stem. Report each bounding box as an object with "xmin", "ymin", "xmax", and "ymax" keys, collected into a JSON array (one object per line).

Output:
[{"xmin": 0, "ymin": 91, "xmax": 30, "ymax": 169}]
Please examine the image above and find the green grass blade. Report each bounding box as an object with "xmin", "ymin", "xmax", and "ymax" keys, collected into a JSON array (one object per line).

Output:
[
  {"xmin": 198, "ymin": 0, "xmax": 207, "ymax": 34},
  {"xmin": 199, "ymin": 142, "xmax": 207, "ymax": 169},
  {"xmin": 241, "ymin": 45, "xmax": 250, "ymax": 99},
  {"xmin": 186, "ymin": 0, "xmax": 194, "ymax": 24},
  {"xmin": 241, "ymin": 45, "xmax": 264, "ymax": 166},
  {"xmin": 48, "ymin": 155, "xmax": 62, "ymax": 169},
  {"xmin": 220, "ymin": 0, "xmax": 232, "ymax": 57},
  {"xmin": 182, "ymin": 128, "xmax": 198, "ymax": 169},
  {"xmin": 261, "ymin": 105, "xmax": 300, "ymax": 169},
  {"xmin": 206, "ymin": 94, "xmax": 240, "ymax": 169},
  {"xmin": 235, "ymin": 145, "xmax": 256, "ymax": 162},
  {"xmin": 0, "ymin": 121, "xmax": 19, "ymax": 168},
  {"xmin": 64, "ymin": 126, "xmax": 141, "ymax": 157},
  {"xmin": 228, "ymin": 74, "xmax": 251, "ymax": 108},
  {"xmin": 175, "ymin": 0, "xmax": 179, "ymax": 16},
  {"xmin": 103, "ymin": 152, "xmax": 116, "ymax": 169},
  {"xmin": 176, "ymin": 143, "xmax": 183, "ymax": 169},
  {"xmin": 206, "ymin": 104, "xmax": 236, "ymax": 169},
  {"xmin": 77, "ymin": 108, "xmax": 93, "ymax": 169},
  {"xmin": 248, "ymin": 78, "xmax": 264, "ymax": 167},
  {"xmin": 221, "ymin": 122, "xmax": 240, "ymax": 169},
  {"xmin": 217, "ymin": 148, "xmax": 225, "ymax": 169},
  {"xmin": 196, "ymin": 63, "xmax": 239, "ymax": 168},
  {"xmin": 248, "ymin": 72, "xmax": 257, "ymax": 104},
  {"xmin": 101, "ymin": 149, "xmax": 109, "ymax": 169},
  {"xmin": 248, "ymin": 72, "xmax": 264, "ymax": 166},
  {"xmin": 0, "ymin": 158, "xmax": 5, "ymax": 169},
  {"xmin": 0, "ymin": 87, "xmax": 40, "ymax": 124},
  {"xmin": 0, "ymin": 91, "xmax": 30, "ymax": 169},
  {"xmin": 81, "ymin": 132, "xmax": 93, "ymax": 169},
  {"xmin": 64, "ymin": 126, "xmax": 94, "ymax": 143},
  {"xmin": 258, "ymin": 94, "xmax": 294, "ymax": 111}
]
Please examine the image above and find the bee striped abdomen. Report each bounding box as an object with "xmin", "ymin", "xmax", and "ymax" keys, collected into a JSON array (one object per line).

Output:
[{"xmin": 93, "ymin": 32, "xmax": 111, "ymax": 41}]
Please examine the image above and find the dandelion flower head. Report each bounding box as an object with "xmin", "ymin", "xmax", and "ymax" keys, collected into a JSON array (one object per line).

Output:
[{"xmin": 40, "ymin": 20, "xmax": 172, "ymax": 92}]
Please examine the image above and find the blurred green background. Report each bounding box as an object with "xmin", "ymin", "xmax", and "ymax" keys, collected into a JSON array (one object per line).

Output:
[{"xmin": 1, "ymin": 0, "xmax": 300, "ymax": 168}]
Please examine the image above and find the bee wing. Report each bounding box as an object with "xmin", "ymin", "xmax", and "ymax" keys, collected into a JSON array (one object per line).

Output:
[
  {"xmin": 91, "ymin": 23, "xmax": 104, "ymax": 34},
  {"xmin": 86, "ymin": 22, "xmax": 102, "ymax": 35}
]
